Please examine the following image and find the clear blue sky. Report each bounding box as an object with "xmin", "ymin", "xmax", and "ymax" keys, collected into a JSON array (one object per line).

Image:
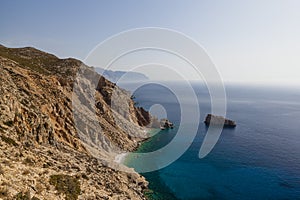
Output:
[{"xmin": 1, "ymin": 0, "xmax": 300, "ymax": 84}]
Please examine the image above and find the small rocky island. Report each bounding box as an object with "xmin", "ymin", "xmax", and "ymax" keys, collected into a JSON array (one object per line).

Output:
[
  {"xmin": 160, "ymin": 119, "xmax": 174, "ymax": 130},
  {"xmin": 204, "ymin": 114, "xmax": 236, "ymax": 128}
]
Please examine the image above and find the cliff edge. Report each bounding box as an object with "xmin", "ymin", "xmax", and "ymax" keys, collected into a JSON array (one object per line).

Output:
[{"xmin": 0, "ymin": 45, "xmax": 151, "ymax": 199}]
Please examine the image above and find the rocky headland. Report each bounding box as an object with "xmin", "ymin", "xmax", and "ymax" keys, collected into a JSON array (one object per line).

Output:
[{"xmin": 0, "ymin": 45, "xmax": 152, "ymax": 199}]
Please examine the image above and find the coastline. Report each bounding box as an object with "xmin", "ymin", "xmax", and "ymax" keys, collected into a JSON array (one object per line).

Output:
[
  {"xmin": 121, "ymin": 127, "xmax": 178, "ymax": 200},
  {"xmin": 114, "ymin": 128, "xmax": 158, "ymax": 164},
  {"xmin": 113, "ymin": 125, "xmax": 179, "ymax": 199},
  {"xmin": 114, "ymin": 152, "xmax": 128, "ymax": 164}
]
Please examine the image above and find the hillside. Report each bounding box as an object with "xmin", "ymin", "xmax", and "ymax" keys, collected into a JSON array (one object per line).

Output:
[{"xmin": 0, "ymin": 45, "xmax": 151, "ymax": 199}]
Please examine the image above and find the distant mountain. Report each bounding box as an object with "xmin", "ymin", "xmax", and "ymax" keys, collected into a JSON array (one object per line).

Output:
[{"xmin": 95, "ymin": 67, "xmax": 149, "ymax": 83}]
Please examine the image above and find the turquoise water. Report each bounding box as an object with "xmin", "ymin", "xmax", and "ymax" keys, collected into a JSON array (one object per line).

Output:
[{"xmin": 123, "ymin": 82, "xmax": 300, "ymax": 200}]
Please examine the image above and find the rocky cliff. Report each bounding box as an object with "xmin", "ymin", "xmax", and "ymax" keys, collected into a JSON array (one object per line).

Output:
[{"xmin": 0, "ymin": 45, "xmax": 151, "ymax": 199}]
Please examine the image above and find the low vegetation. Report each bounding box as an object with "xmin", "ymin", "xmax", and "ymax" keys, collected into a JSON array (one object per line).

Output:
[
  {"xmin": 14, "ymin": 191, "xmax": 30, "ymax": 200},
  {"xmin": 49, "ymin": 174, "xmax": 81, "ymax": 200},
  {"xmin": 22, "ymin": 157, "xmax": 35, "ymax": 166},
  {"xmin": 3, "ymin": 120, "xmax": 13, "ymax": 127},
  {"xmin": 0, "ymin": 187, "xmax": 8, "ymax": 198},
  {"xmin": 0, "ymin": 135, "xmax": 18, "ymax": 146}
]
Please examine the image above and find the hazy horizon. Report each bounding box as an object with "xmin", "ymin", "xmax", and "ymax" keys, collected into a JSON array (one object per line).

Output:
[{"xmin": 1, "ymin": 0, "xmax": 300, "ymax": 85}]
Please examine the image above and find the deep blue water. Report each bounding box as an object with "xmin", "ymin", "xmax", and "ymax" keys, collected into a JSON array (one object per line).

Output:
[{"xmin": 122, "ymin": 82, "xmax": 300, "ymax": 200}]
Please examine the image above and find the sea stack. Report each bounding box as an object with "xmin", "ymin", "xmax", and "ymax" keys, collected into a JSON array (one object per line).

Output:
[
  {"xmin": 160, "ymin": 119, "xmax": 174, "ymax": 130},
  {"xmin": 204, "ymin": 114, "xmax": 236, "ymax": 128}
]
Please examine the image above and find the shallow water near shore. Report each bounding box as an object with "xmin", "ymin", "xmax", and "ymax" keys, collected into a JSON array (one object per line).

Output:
[{"xmin": 123, "ymin": 82, "xmax": 300, "ymax": 199}]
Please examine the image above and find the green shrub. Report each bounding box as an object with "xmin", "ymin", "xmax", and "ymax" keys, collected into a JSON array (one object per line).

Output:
[
  {"xmin": 14, "ymin": 191, "xmax": 30, "ymax": 200},
  {"xmin": 3, "ymin": 120, "xmax": 13, "ymax": 127},
  {"xmin": 0, "ymin": 187, "xmax": 8, "ymax": 198},
  {"xmin": 22, "ymin": 157, "xmax": 35, "ymax": 166},
  {"xmin": 0, "ymin": 165, "xmax": 4, "ymax": 175},
  {"xmin": 0, "ymin": 135, "xmax": 18, "ymax": 146},
  {"xmin": 49, "ymin": 174, "xmax": 81, "ymax": 200},
  {"xmin": 0, "ymin": 125, "xmax": 7, "ymax": 132},
  {"xmin": 81, "ymin": 173, "xmax": 88, "ymax": 180}
]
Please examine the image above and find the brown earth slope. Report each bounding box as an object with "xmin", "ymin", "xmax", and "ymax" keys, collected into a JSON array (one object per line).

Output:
[{"xmin": 0, "ymin": 45, "xmax": 151, "ymax": 200}]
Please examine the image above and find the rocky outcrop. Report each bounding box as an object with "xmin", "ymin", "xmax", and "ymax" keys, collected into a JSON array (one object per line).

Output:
[
  {"xmin": 204, "ymin": 114, "xmax": 236, "ymax": 127},
  {"xmin": 0, "ymin": 45, "xmax": 151, "ymax": 199},
  {"xmin": 160, "ymin": 119, "xmax": 174, "ymax": 130}
]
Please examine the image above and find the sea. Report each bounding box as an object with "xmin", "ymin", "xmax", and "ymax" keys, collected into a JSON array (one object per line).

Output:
[{"xmin": 120, "ymin": 82, "xmax": 300, "ymax": 200}]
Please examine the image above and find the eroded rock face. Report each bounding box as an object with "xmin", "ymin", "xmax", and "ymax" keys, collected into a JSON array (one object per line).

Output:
[{"xmin": 0, "ymin": 45, "xmax": 150, "ymax": 199}]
